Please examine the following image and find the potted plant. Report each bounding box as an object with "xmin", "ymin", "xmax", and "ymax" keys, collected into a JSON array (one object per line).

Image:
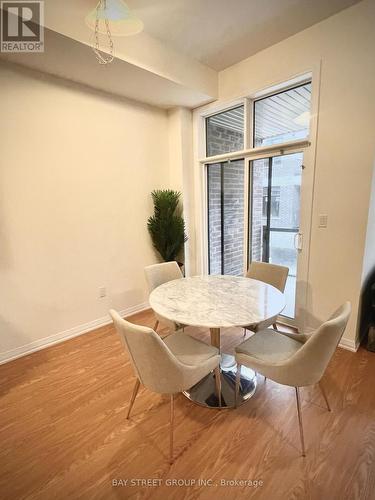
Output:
[{"xmin": 147, "ymin": 189, "xmax": 187, "ymax": 267}]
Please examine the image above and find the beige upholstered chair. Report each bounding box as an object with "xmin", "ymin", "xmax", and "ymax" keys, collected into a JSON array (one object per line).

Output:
[
  {"xmin": 244, "ymin": 261, "xmax": 289, "ymax": 333},
  {"xmin": 144, "ymin": 261, "xmax": 183, "ymax": 333},
  {"xmin": 235, "ymin": 302, "xmax": 351, "ymax": 456},
  {"xmin": 109, "ymin": 309, "xmax": 221, "ymax": 463}
]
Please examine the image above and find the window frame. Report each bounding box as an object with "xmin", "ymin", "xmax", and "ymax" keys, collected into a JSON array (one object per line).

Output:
[{"xmin": 252, "ymin": 81, "xmax": 312, "ymax": 148}]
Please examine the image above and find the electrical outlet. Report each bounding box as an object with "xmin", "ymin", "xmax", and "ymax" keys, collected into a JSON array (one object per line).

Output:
[{"xmin": 99, "ymin": 287, "xmax": 106, "ymax": 298}]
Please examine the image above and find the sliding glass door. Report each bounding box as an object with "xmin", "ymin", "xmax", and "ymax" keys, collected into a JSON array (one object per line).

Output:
[
  {"xmin": 249, "ymin": 152, "xmax": 303, "ymax": 318},
  {"xmin": 207, "ymin": 152, "xmax": 304, "ymax": 321},
  {"xmin": 204, "ymin": 81, "xmax": 313, "ymax": 327}
]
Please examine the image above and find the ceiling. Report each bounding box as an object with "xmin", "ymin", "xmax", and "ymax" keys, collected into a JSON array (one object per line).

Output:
[
  {"xmin": 126, "ymin": 0, "xmax": 361, "ymax": 70},
  {"xmin": 0, "ymin": 0, "xmax": 362, "ymax": 108},
  {"xmin": 0, "ymin": 28, "xmax": 213, "ymax": 109},
  {"xmin": 1, "ymin": 0, "xmax": 217, "ymax": 109}
]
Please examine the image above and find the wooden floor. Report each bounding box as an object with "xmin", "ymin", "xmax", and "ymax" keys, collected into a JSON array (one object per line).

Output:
[{"xmin": 1, "ymin": 309, "xmax": 375, "ymax": 500}]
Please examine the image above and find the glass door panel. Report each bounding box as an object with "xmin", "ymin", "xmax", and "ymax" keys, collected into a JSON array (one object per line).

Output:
[
  {"xmin": 269, "ymin": 153, "xmax": 302, "ymax": 318},
  {"xmin": 249, "ymin": 158, "xmax": 269, "ymax": 263},
  {"xmin": 223, "ymin": 161, "xmax": 244, "ymax": 275},
  {"xmin": 207, "ymin": 163, "xmax": 222, "ymax": 275},
  {"xmin": 250, "ymin": 152, "xmax": 303, "ymax": 319},
  {"xmin": 207, "ymin": 160, "xmax": 245, "ymax": 275}
]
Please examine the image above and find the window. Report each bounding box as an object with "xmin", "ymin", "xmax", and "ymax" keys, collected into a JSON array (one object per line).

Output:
[
  {"xmin": 262, "ymin": 186, "xmax": 280, "ymax": 218},
  {"xmin": 206, "ymin": 106, "xmax": 244, "ymax": 157},
  {"xmin": 254, "ymin": 83, "xmax": 312, "ymax": 147}
]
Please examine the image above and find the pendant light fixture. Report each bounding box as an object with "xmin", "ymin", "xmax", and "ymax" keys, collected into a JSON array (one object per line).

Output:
[{"xmin": 86, "ymin": 0, "xmax": 144, "ymax": 65}]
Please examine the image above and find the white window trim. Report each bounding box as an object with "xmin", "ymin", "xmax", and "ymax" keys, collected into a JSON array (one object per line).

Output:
[{"xmin": 199, "ymin": 138, "xmax": 311, "ymax": 165}]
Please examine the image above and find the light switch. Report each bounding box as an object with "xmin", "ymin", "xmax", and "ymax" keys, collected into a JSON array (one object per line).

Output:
[{"xmin": 319, "ymin": 214, "xmax": 328, "ymax": 228}]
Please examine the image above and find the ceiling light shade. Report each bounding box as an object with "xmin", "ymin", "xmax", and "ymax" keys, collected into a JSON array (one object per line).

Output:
[{"xmin": 85, "ymin": 0, "xmax": 143, "ymax": 36}]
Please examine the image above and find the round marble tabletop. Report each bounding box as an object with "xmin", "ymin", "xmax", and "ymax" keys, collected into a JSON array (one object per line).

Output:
[{"xmin": 149, "ymin": 275, "xmax": 286, "ymax": 329}]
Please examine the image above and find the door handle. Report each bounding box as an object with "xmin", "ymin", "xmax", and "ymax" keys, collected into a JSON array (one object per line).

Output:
[{"xmin": 294, "ymin": 232, "xmax": 303, "ymax": 251}]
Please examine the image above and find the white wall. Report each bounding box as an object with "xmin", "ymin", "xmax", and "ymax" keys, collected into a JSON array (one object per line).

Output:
[
  {"xmin": 167, "ymin": 108, "xmax": 195, "ymax": 276},
  {"xmin": 0, "ymin": 62, "xmax": 169, "ymax": 362},
  {"xmin": 194, "ymin": 0, "xmax": 375, "ymax": 347},
  {"xmin": 2, "ymin": 1, "xmax": 374, "ymax": 361}
]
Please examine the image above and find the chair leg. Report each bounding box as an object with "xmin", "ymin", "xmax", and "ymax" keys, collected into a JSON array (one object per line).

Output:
[
  {"xmin": 243, "ymin": 328, "xmax": 247, "ymax": 338},
  {"xmin": 126, "ymin": 379, "xmax": 140, "ymax": 419},
  {"xmin": 169, "ymin": 394, "xmax": 174, "ymax": 465},
  {"xmin": 273, "ymin": 323, "xmax": 278, "ymax": 330},
  {"xmin": 235, "ymin": 364, "xmax": 241, "ymax": 408},
  {"xmin": 318, "ymin": 380, "xmax": 331, "ymax": 412},
  {"xmin": 214, "ymin": 366, "xmax": 222, "ymax": 407},
  {"xmin": 153, "ymin": 320, "xmax": 159, "ymax": 332},
  {"xmin": 295, "ymin": 387, "xmax": 306, "ymax": 457}
]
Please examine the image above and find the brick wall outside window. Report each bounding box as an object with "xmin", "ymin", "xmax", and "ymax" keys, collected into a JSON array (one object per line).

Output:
[{"xmin": 207, "ymin": 124, "xmax": 244, "ymax": 275}]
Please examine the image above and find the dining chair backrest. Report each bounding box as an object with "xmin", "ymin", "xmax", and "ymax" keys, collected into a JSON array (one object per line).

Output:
[
  {"xmin": 285, "ymin": 302, "xmax": 351, "ymax": 386},
  {"xmin": 144, "ymin": 261, "xmax": 183, "ymax": 293},
  {"xmin": 246, "ymin": 261, "xmax": 289, "ymax": 292},
  {"xmin": 109, "ymin": 309, "xmax": 186, "ymax": 394}
]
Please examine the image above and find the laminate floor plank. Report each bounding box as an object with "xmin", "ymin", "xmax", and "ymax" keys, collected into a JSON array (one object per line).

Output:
[{"xmin": 0, "ymin": 309, "xmax": 374, "ymax": 500}]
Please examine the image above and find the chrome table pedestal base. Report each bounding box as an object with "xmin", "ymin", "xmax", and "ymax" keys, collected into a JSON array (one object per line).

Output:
[{"xmin": 183, "ymin": 353, "xmax": 257, "ymax": 409}]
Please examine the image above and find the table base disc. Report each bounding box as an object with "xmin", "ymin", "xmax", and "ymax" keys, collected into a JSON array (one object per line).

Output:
[{"xmin": 183, "ymin": 354, "xmax": 257, "ymax": 409}]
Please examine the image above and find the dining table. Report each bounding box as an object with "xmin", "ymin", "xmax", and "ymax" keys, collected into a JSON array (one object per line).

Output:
[{"xmin": 149, "ymin": 274, "xmax": 286, "ymax": 408}]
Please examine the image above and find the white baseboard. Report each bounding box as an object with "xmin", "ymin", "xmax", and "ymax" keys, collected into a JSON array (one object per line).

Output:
[
  {"xmin": 339, "ymin": 337, "xmax": 359, "ymax": 352},
  {"xmin": 0, "ymin": 306, "xmax": 359, "ymax": 366},
  {"xmin": 0, "ymin": 302, "xmax": 150, "ymax": 366}
]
